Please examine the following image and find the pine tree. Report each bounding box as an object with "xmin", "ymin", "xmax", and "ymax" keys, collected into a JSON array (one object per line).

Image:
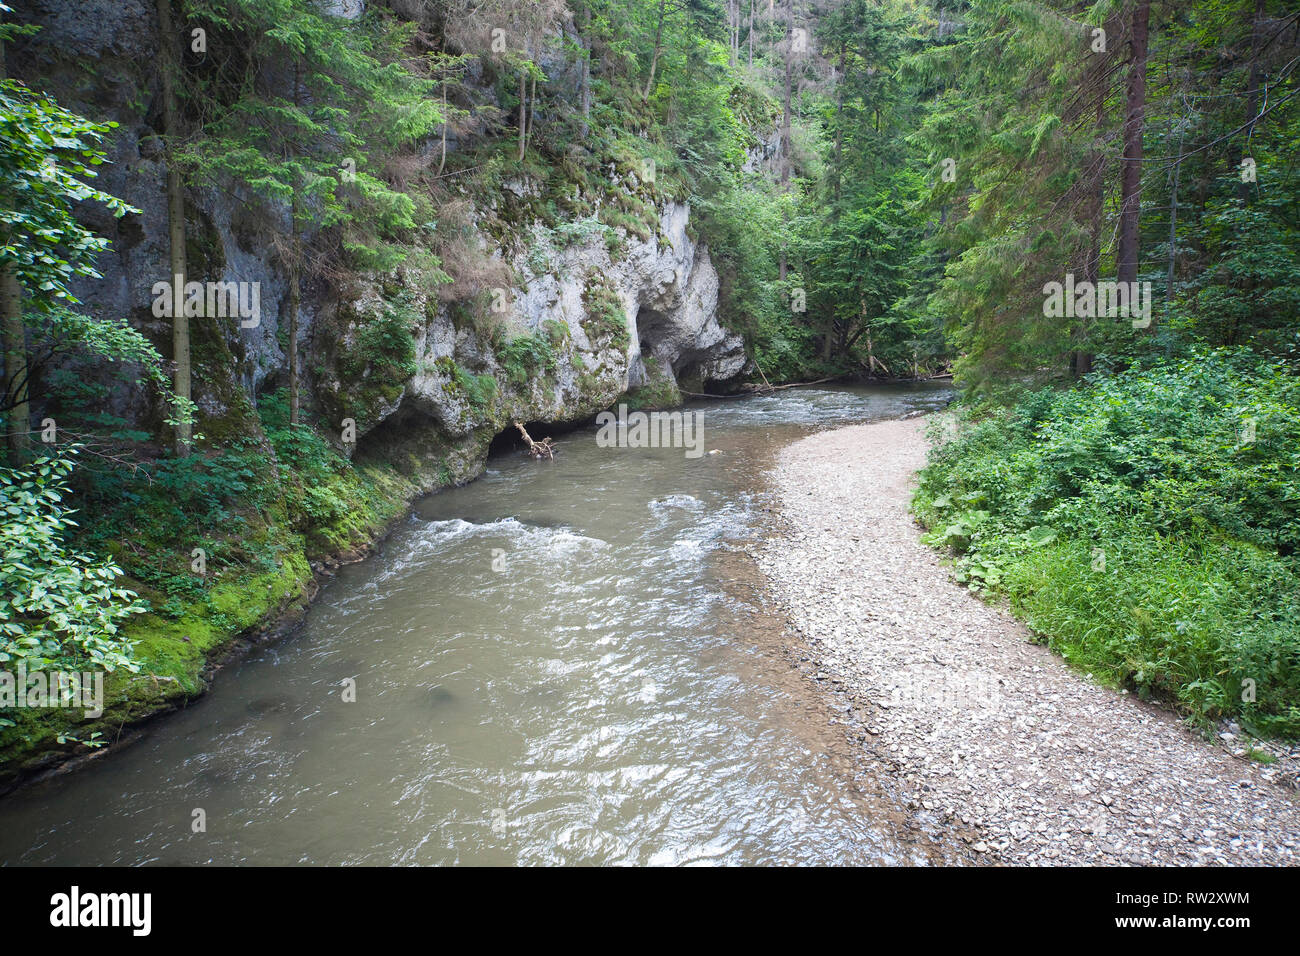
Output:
[{"xmin": 184, "ymin": 0, "xmax": 440, "ymax": 425}]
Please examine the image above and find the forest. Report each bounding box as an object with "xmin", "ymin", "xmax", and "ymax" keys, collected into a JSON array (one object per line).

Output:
[{"xmin": 0, "ymin": 0, "xmax": 1297, "ymax": 873}]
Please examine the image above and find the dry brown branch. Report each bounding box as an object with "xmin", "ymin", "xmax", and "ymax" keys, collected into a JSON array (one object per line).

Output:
[{"xmin": 513, "ymin": 421, "xmax": 556, "ymax": 459}]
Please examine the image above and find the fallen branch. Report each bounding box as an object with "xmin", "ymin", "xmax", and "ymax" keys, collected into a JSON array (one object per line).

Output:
[{"xmin": 513, "ymin": 421, "xmax": 556, "ymax": 459}]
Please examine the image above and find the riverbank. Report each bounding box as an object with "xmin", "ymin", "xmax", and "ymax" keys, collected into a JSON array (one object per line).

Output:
[
  {"xmin": 0, "ymin": 421, "xmax": 494, "ymax": 795},
  {"xmin": 754, "ymin": 416, "xmax": 1300, "ymax": 865},
  {"xmin": 0, "ymin": 385, "xmax": 961, "ymax": 864}
]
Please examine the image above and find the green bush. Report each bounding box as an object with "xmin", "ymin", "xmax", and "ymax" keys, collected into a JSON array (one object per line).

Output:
[
  {"xmin": 0, "ymin": 452, "xmax": 144, "ymax": 674},
  {"xmin": 914, "ymin": 348, "xmax": 1300, "ymax": 737},
  {"xmin": 435, "ymin": 358, "xmax": 497, "ymax": 412},
  {"xmin": 580, "ymin": 277, "xmax": 630, "ymax": 351},
  {"xmin": 493, "ymin": 332, "xmax": 557, "ymax": 386}
]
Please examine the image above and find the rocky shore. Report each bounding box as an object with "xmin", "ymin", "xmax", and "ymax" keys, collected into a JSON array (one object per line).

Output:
[{"xmin": 754, "ymin": 416, "xmax": 1300, "ymax": 865}]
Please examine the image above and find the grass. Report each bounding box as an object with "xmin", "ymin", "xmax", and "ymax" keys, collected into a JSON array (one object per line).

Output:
[{"xmin": 912, "ymin": 348, "xmax": 1300, "ymax": 739}]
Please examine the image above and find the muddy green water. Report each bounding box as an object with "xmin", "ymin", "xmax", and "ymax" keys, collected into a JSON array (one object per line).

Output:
[{"xmin": 0, "ymin": 384, "xmax": 950, "ymax": 865}]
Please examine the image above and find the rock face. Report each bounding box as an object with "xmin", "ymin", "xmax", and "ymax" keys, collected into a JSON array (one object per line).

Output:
[
  {"xmin": 398, "ymin": 199, "xmax": 740, "ymax": 425},
  {"xmin": 13, "ymin": 0, "xmax": 748, "ymax": 463},
  {"xmin": 303, "ymin": 196, "xmax": 747, "ymax": 458}
]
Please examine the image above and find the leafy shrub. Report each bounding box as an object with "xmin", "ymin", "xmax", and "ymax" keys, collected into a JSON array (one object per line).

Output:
[
  {"xmin": 339, "ymin": 294, "xmax": 419, "ymax": 397},
  {"xmin": 914, "ymin": 348, "xmax": 1300, "ymax": 736},
  {"xmin": 493, "ymin": 332, "xmax": 557, "ymax": 386},
  {"xmin": 0, "ymin": 452, "xmax": 144, "ymax": 673},
  {"xmin": 580, "ymin": 277, "xmax": 630, "ymax": 351},
  {"xmin": 435, "ymin": 358, "xmax": 497, "ymax": 411},
  {"xmin": 256, "ymin": 388, "xmax": 392, "ymax": 553}
]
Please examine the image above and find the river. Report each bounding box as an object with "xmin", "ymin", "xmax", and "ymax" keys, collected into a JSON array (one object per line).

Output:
[{"xmin": 0, "ymin": 384, "xmax": 950, "ymax": 865}]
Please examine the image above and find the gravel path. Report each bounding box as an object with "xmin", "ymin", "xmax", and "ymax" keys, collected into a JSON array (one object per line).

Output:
[{"xmin": 754, "ymin": 416, "xmax": 1300, "ymax": 865}]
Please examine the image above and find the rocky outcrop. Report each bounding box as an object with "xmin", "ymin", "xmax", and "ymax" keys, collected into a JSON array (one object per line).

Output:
[
  {"xmin": 13, "ymin": 0, "xmax": 748, "ymax": 462},
  {"xmin": 315, "ymin": 199, "xmax": 745, "ymax": 450}
]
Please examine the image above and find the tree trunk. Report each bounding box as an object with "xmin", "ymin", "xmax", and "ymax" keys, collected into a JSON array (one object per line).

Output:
[
  {"xmin": 0, "ymin": 39, "xmax": 29, "ymax": 457},
  {"xmin": 831, "ymin": 44, "xmax": 847, "ymax": 205},
  {"xmin": 644, "ymin": 0, "xmax": 666, "ymax": 100},
  {"xmin": 157, "ymin": 0, "xmax": 191, "ymax": 453},
  {"xmin": 1116, "ymin": 0, "xmax": 1150, "ymax": 288},
  {"xmin": 727, "ymin": 0, "xmax": 735, "ymax": 67},
  {"xmin": 748, "ymin": 0, "xmax": 754, "ymax": 65},
  {"xmin": 579, "ymin": 12, "xmax": 591, "ymax": 138},
  {"xmin": 1074, "ymin": 83, "xmax": 1106, "ymax": 378},
  {"xmin": 1238, "ymin": 0, "xmax": 1264, "ymax": 203},
  {"xmin": 288, "ymin": 237, "xmax": 300, "ymax": 426},
  {"xmin": 780, "ymin": 0, "xmax": 793, "ymax": 186},
  {"xmin": 528, "ymin": 72, "xmax": 537, "ymax": 150},
  {"xmin": 289, "ymin": 60, "xmax": 302, "ymax": 426},
  {"xmin": 517, "ymin": 71, "xmax": 527, "ymax": 161},
  {"xmin": 2, "ymin": 265, "xmax": 27, "ymax": 457},
  {"xmin": 437, "ymin": 82, "xmax": 448, "ymax": 176},
  {"xmin": 1167, "ymin": 93, "xmax": 1187, "ymax": 307}
]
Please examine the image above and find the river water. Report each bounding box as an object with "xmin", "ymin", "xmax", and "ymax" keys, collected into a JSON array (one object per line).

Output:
[{"xmin": 0, "ymin": 384, "xmax": 950, "ymax": 865}]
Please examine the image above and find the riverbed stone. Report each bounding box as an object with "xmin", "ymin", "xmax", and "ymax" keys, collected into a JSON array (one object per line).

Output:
[{"xmin": 753, "ymin": 416, "xmax": 1300, "ymax": 866}]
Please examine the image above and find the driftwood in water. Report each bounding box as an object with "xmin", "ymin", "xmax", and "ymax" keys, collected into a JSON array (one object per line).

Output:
[{"xmin": 513, "ymin": 421, "xmax": 556, "ymax": 459}]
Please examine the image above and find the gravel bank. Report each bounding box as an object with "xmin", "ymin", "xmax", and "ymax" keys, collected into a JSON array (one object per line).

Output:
[{"xmin": 753, "ymin": 416, "xmax": 1300, "ymax": 865}]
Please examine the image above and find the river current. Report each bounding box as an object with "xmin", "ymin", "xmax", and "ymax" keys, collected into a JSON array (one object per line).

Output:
[{"xmin": 0, "ymin": 384, "xmax": 950, "ymax": 865}]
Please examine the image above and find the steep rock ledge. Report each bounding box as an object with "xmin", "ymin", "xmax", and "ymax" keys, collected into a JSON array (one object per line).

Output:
[
  {"xmin": 0, "ymin": 0, "xmax": 752, "ymax": 787},
  {"xmin": 15, "ymin": 0, "xmax": 747, "ymax": 461},
  {"xmin": 318, "ymin": 200, "xmax": 747, "ymax": 455}
]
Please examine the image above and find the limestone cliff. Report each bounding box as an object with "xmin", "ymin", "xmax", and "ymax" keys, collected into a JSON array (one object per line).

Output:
[{"xmin": 12, "ymin": 0, "xmax": 747, "ymax": 480}]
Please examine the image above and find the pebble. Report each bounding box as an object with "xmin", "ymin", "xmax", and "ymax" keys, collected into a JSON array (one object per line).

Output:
[{"xmin": 752, "ymin": 416, "xmax": 1300, "ymax": 866}]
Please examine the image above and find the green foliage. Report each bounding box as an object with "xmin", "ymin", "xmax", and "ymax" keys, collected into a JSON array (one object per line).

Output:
[
  {"xmin": 0, "ymin": 76, "xmax": 184, "ymax": 426},
  {"xmin": 0, "ymin": 78, "xmax": 133, "ymax": 304},
  {"xmin": 256, "ymin": 388, "xmax": 351, "ymax": 529},
  {"xmin": 78, "ymin": 442, "xmax": 267, "ymax": 554},
  {"xmin": 493, "ymin": 331, "xmax": 557, "ymax": 386},
  {"xmin": 914, "ymin": 350, "xmax": 1300, "ymax": 736},
  {"xmin": 183, "ymin": 0, "xmax": 441, "ymax": 272},
  {"xmin": 344, "ymin": 295, "xmax": 419, "ymax": 383},
  {"xmin": 698, "ymin": 178, "xmax": 793, "ymax": 374},
  {"xmin": 436, "ymin": 358, "xmax": 497, "ymax": 411},
  {"xmin": 580, "ymin": 276, "xmax": 630, "ymax": 350},
  {"xmin": 905, "ymin": 0, "xmax": 1300, "ymax": 386},
  {"xmin": 0, "ymin": 452, "xmax": 144, "ymax": 673}
]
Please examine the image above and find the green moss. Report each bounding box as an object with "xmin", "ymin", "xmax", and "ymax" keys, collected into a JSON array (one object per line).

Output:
[
  {"xmin": 435, "ymin": 357, "xmax": 498, "ymax": 414},
  {"xmin": 623, "ymin": 378, "xmax": 680, "ymax": 412},
  {"xmin": 318, "ymin": 291, "xmax": 420, "ymax": 434},
  {"xmin": 0, "ymin": 540, "xmax": 314, "ymax": 780},
  {"xmin": 0, "ymin": 387, "xmax": 490, "ymax": 786}
]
